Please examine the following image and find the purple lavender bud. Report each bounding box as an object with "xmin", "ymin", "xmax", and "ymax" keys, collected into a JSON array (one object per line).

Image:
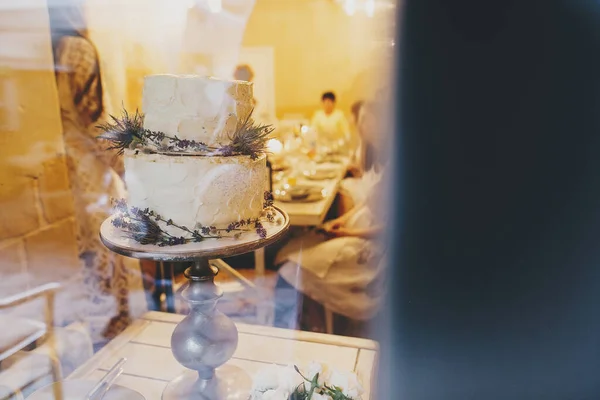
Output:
[
  {"xmin": 219, "ymin": 145, "xmax": 235, "ymax": 156},
  {"xmin": 256, "ymin": 227, "xmax": 267, "ymax": 239},
  {"xmin": 264, "ymin": 191, "xmax": 274, "ymax": 201}
]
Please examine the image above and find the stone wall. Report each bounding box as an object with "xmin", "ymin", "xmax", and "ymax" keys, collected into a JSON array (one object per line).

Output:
[{"xmin": 0, "ymin": 1, "xmax": 81, "ymax": 319}]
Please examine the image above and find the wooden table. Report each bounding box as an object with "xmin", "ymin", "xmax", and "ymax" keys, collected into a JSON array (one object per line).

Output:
[{"xmin": 68, "ymin": 312, "xmax": 378, "ymax": 400}]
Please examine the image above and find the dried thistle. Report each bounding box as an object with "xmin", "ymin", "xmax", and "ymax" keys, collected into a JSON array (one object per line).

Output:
[
  {"xmin": 96, "ymin": 108, "xmax": 145, "ymax": 154},
  {"xmin": 224, "ymin": 109, "xmax": 274, "ymax": 159}
]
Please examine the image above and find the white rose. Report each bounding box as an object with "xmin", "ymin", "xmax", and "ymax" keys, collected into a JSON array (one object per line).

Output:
[
  {"xmin": 278, "ymin": 364, "xmax": 303, "ymax": 393},
  {"xmin": 329, "ymin": 369, "xmax": 364, "ymax": 399},
  {"xmin": 262, "ymin": 388, "xmax": 290, "ymax": 400},
  {"xmin": 343, "ymin": 371, "xmax": 364, "ymax": 398},
  {"xmin": 308, "ymin": 362, "xmax": 329, "ymax": 384},
  {"xmin": 252, "ymin": 364, "xmax": 281, "ymax": 392},
  {"xmin": 304, "ymin": 362, "xmax": 329, "ymax": 391},
  {"xmin": 329, "ymin": 369, "xmax": 350, "ymax": 391}
]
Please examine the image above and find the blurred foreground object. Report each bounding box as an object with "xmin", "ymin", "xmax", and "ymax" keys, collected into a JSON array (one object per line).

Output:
[{"xmin": 393, "ymin": 0, "xmax": 600, "ymax": 398}]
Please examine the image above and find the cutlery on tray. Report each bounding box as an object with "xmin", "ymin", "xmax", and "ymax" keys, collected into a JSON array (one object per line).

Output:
[{"xmin": 86, "ymin": 357, "xmax": 127, "ymax": 400}]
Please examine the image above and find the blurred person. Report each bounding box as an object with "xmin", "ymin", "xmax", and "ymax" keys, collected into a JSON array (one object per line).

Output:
[
  {"xmin": 234, "ymin": 63, "xmax": 254, "ymax": 82},
  {"xmin": 310, "ymin": 91, "xmax": 351, "ymax": 146},
  {"xmin": 346, "ymin": 100, "xmax": 364, "ymax": 165},
  {"xmin": 273, "ymin": 98, "xmax": 391, "ymax": 336},
  {"xmin": 273, "ymin": 175, "xmax": 387, "ymax": 337},
  {"xmin": 273, "ymin": 108, "xmax": 390, "ymax": 335},
  {"xmin": 49, "ymin": 0, "xmax": 145, "ymax": 343},
  {"xmin": 341, "ymin": 100, "xmax": 388, "ymax": 210},
  {"xmin": 346, "ymin": 100, "xmax": 369, "ymax": 177},
  {"xmin": 233, "ymin": 64, "xmax": 257, "ymax": 107},
  {"xmin": 350, "ymin": 100, "xmax": 364, "ymax": 127}
]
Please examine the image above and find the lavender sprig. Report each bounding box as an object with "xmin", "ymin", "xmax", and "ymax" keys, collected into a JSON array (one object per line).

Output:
[
  {"xmin": 264, "ymin": 191, "xmax": 274, "ymax": 208},
  {"xmin": 112, "ymin": 200, "xmax": 213, "ymax": 246},
  {"xmin": 97, "ymin": 107, "xmax": 272, "ymax": 159},
  {"xmin": 110, "ymin": 191, "xmax": 277, "ymax": 246}
]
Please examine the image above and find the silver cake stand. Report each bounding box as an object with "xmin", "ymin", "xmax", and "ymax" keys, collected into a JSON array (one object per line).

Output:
[{"xmin": 100, "ymin": 207, "xmax": 290, "ymax": 400}]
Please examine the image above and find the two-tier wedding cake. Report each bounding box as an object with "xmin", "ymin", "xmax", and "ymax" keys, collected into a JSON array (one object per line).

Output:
[{"xmin": 98, "ymin": 74, "xmax": 275, "ymax": 246}]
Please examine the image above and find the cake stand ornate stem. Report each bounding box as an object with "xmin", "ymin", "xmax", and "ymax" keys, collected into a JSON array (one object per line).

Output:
[{"xmin": 100, "ymin": 207, "xmax": 290, "ymax": 400}]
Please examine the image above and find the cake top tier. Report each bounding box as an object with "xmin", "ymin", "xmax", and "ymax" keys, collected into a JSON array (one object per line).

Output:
[
  {"xmin": 96, "ymin": 74, "xmax": 272, "ymax": 159},
  {"xmin": 142, "ymin": 74, "xmax": 254, "ymax": 147}
]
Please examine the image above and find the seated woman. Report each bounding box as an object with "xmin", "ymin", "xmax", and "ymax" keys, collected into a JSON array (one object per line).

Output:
[
  {"xmin": 274, "ymin": 179, "xmax": 387, "ymax": 336},
  {"xmin": 275, "ymin": 99, "xmax": 387, "ymax": 335}
]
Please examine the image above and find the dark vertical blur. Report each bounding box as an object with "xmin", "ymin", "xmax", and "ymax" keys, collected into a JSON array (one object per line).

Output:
[{"xmin": 387, "ymin": 0, "xmax": 600, "ymax": 399}]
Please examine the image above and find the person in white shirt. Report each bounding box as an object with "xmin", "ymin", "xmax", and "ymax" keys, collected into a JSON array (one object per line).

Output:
[{"xmin": 310, "ymin": 91, "xmax": 351, "ymax": 146}]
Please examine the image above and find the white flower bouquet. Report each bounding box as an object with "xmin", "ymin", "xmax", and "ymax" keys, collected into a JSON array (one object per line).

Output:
[{"xmin": 249, "ymin": 362, "xmax": 364, "ymax": 400}]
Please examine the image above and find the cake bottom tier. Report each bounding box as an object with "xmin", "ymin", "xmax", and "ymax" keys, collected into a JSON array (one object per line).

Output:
[{"xmin": 124, "ymin": 151, "xmax": 267, "ymax": 234}]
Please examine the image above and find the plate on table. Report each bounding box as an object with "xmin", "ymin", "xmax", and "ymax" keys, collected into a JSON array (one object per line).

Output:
[
  {"xmin": 315, "ymin": 155, "xmax": 345, "ymax": 164},
  {"xmin": 274, "ymin": 185, "xmax": 325, "ymax": 203},
  {"xmin": 28, "ymin": 380, "xmax": 145, "ymax": 400},
  {"xmin": 303, "ymin": 168, "xmax": 339, "ymax": 180},
  {"xmin": 270, "ymin": 163, "xmax": 289, "ymax": 172}
]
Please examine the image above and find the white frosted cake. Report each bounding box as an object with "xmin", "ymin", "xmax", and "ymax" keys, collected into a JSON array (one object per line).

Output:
[
  {"xmin": 124, "ymin": 151, "xmax": 266, "ymax": 231},
  {"xmin": 117, "ymin": 74, "xmax": 269, "ymax": 239},
  {"xmin": 142, "ymin": 74, "xmax": 254, "ymax": 146}
]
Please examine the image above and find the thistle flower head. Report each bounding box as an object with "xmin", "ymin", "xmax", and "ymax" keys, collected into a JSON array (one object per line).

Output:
[
  {"xmin": 228, "ymin": 109, "xmax": 274, "ymax": 159},
  {"xmin": 96, "ymin": 108, "xmax": 145, "ymax": 154}
]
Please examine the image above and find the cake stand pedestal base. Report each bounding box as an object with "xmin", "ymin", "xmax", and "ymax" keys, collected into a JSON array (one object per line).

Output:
[
  {"xmin": 100, "ymin": 207, "xmax": 290, "ymax": 400},
  {"xmin": 163, "ymin": 365, "xmax": 251, "ymax": 400}
]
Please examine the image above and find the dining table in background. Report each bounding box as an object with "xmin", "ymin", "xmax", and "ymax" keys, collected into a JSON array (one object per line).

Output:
[
  {"xmin": 273, "ymin": 157, "xmax": 349, "ymax": 227},
  {"xmin": 254, "ymin": 154, "xmax": 350, "ymax": 275}
]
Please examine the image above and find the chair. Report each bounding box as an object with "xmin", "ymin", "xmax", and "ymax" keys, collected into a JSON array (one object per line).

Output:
[{"xmin": 0, "ymin": 283, "xmax": 61, "ymax": 398}]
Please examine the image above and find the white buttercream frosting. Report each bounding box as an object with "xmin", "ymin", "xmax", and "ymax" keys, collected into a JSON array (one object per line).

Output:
[
  {"xmin": 142, "ymin": 74, "xmax": 254, "ymax": 146},
  {"xmin": 124, "ymin": 150, "xmax": 267, "ymax": 234}
]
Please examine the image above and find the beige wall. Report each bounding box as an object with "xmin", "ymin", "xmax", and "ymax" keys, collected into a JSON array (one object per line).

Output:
[
  {"xmin": 0, "ymin": 1, "xmax": 79, "ymax": 297},
  {"xmin": 242, "ymin": 0, "xmax": 394, "ymax": 119}
]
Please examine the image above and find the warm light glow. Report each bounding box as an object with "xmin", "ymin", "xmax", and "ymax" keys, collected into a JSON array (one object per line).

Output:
[
  {"xmin": 207, "ymin": 0, "xmax": 222, "ymax": 13},
  {"xmin": 343, "ymin": 0, "xmax": 356, "ymax": 16},
  {"xmin": 339, "ymin": 0, "xmax": 390, "ymax": 17},
  {"xmin": 364, "ymin": 0, "xmax": 375, "ymax": 17},
  {"xmin": 300, "ymin": 125, "xmax": 309, "ymax": 134},
  {"xmin": 267, "ymin": 138, "xmax": 283, "ymax": 154}
]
